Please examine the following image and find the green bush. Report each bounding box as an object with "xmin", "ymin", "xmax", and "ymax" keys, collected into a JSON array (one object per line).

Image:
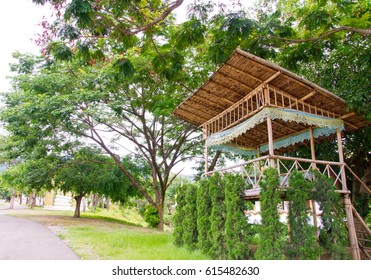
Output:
[
  {"xmin": 255, "ymin": 167, "xmax": 286, "ymax": 260},
  {"xmin": 143, "ymin": 205, "xmax": 160, "ymax": 228},
  {"xmin": 197, "ymin": 178, "xmax": 212, "ymax": 255},
  {"xmin": 287, "ymin": 170, "xmax": 321, "ymax": 259},
  {"xmin": 182, "ymin": 183, "xmax": 198, "ymax": 251},
  {"xmin": 312, "ymin": 171, "xmax": 350, "ymax": 259},
  {"xmin": 208, "ymin": 173, "xmax": 227, "ymax": 259},
  {"xmin": 225, "ymin": 173, "xmax": 252, "ymax": 259},
  {"xmin": 173, "ymin": 184, "xmax": 186, "ymax": 246}
]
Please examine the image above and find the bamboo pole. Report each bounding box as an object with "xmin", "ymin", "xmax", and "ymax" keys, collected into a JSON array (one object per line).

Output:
[
  {"xmin": 336, "ymin": 129, "xmax": 347, "ymax": 191},
  {"xmin": 344, "ymin": 194, "xmax": 361, "ymax": 260},
  {"xmin": 336, "ymin": 128, "xmax": 360, "ymax": 259},
  {"xmin": 309, "ymin": 128, "xmax": 319, "ymax": 237},
  {"xmin": 266, "ymin": 116, "xmax": 275, "ymax": 167},
  {"xmin": 205, "ymin": 145, "xmax": 209, "ymax": 174},
  {"xmin": 309, "ymin": 128, "xmax": 317, "ymax": 169}
]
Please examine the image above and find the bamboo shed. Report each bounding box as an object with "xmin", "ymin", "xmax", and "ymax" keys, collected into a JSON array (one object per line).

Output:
[{"xmin": 173, "ymin": 49, "xmax": 371, "ymax": 260}]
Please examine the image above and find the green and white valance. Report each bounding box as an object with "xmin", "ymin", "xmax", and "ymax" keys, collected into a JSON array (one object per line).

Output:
[{"xmin": 206, "ymin": 108, "xmax": 344, "ymax": 155}]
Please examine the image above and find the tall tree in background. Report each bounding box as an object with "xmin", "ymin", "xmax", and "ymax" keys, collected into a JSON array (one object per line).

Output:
[{"xmin": 1, "ymin": 47, "xmax": 202, "ymax": 229}]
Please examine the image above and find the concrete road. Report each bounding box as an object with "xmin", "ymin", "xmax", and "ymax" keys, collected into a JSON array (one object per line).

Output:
[{"xmin": 0, "ymin": 214, "xmax": 79, "ymax": 260}]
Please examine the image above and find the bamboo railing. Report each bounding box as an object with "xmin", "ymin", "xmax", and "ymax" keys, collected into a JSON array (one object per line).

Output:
[
  {"xmin": 205, "ymin": 155, "xmax": 349, "ymax": 193},
  {"xmin": 201, "ymin": 85, "xmax": 341, "ymax": 139}
]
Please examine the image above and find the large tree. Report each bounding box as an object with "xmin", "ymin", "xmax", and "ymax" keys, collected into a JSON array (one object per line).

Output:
[
  {"xmin": 1, "ymin": 47, "xmax": 203, "ymax": 229},
  {"xmin": 55, "ymin": 147, "xmax": 140, "ymax": 218}
]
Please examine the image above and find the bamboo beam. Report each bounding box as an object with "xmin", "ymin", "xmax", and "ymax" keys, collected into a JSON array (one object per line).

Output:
[
  {"xmin": 217, "ymin": 71, "xmax": 254, "ymax": 91},
  {"xmin": 174, "ymin": 107, "xmax": 208, "ymax": 125},
  {"xmin": 210, "ymin": 78, "xmax": 245, "ymax": 100},
  {"xmin": 340, "ymin": 112, "xmax": 355, "ymax": 119},
  {"xmin": 224, "ymin": 63, "xmax": 263, "ymax": 84},
  {"xmin": 266, "ymin": 116, "xmax": 275, "ymax": 167},
  {"xmin": 299, "ymin": 91, "xmax": 316, "ymax": 101},
  {"xmin": 199, "ymin": 88, "xmax": 235, "ymax": 105},
  {"xmin": 263, "ymin": 71, "xmax": 281, "ymax": 85},
  {"xmin": 343, "ymin": 120, "xmax": 359, "ymax": 130},
  {"xmin": 352, "ymin": 205, "xmax": 371, "ymax": 236}
]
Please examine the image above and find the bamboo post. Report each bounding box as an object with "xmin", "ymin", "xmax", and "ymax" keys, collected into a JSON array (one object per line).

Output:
[
  {"xmin": 344, "ymin": 194, "xmax": 361, "ymax": 260},
  {"xmin": 205, "ymin": 145, "xmax": 209, "ymax": 174},
  {"xmin": 309, "ymin": 128, "xmax": 317, "ymax": 169},
  {"xmin": 263, "ymin": 85, "xmax": 269, "ymax": 106},
  {"xmin": 336, "ymin": 128, "xmax": 360, "ymax": 260},
  {"xmin": 336, "ymin": 129, "xmax": 347, "ymax": 191},
  {"xmin": 266, "ymin": 116, "xmax": 275, "ymax": 167},
  {"xmin": 309, "ymin": 128, "xmax": 319, "ymax": 236}
]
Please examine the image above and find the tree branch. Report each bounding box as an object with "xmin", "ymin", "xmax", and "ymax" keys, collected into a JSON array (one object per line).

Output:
[{"xmin": 266, "ymin": 26, "xmax": 371, "ymax": 45}]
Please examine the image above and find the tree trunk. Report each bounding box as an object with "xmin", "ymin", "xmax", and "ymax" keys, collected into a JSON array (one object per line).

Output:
[
  {"xmin": 19, "ymin": 194, "xmax": 22, "ymax": 205},
  {"xmin": 82, "ymin": 197, "xmax": 86, "ymax": 212},
  {"xmin": 92, "ymin": 194, "xmax": 98, "ymax": 212},
  {"xmin": 157, "ymin": 203, "xmax": 164, "ymax": 231},
  {"xmin": 9, "ymin": 188, "xmax": 15, "ymax": 209},
  {"xmin": 31, "ymin": 190, "xmax": 37, "ymax": 208},
  {"xmin": 208, "ymin": 150, "xmax": 221, "ymax": 172},
  {"xmin": 73, "ymin": 193, "xmax": 84, "ymax": 218},
  {"xmin": 101, "ymin": 197, "xmax": 105, "ymax": 209},
  {"xmin": 106, "ymin": 197, "xmax": 110, "ymax": 212}
]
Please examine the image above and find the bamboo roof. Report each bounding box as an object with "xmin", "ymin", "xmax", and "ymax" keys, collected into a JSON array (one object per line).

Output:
[{"xmin": 173, "ymin": 49, "xmax": 370, "ymax": 133}]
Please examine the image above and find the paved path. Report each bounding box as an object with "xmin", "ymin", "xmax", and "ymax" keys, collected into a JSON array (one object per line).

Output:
[{"xmin": 0, "ymin": 214, "xmax": 79, "ymax": 260}]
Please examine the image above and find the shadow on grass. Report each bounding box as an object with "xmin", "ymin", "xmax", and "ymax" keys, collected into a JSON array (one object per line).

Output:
[{"xmin": 80, "ymin": 213, "xmax": 143, "ymax": 228}]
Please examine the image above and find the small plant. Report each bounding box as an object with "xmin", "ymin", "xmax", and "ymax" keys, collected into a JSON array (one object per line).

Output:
[{"xmin": 143, "ymin": 205, "xmax": 160, "ymax": 228}]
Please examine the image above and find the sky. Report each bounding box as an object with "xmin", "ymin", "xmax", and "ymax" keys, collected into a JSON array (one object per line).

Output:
[{"xmin": 0, "ymin": 0, "xmax": 52, "ymax": 92}]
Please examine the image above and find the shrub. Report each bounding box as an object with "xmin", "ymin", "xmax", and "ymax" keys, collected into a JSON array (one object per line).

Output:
[
  {"xmin": 287, "ymin": 170, "xmax": 321, "ymax": 259},
  {"xmin": 208, "ymin": 173, "xmax": 227, "ymax": 259},
  {"xmin": 143, "ymin": 205, "xmax": 160, "ymax": 228},
  {"xmin": 197, "ymin": 178, "xmax": 212, "ymax": 255},
  {"xmin": 173, "ymin": 184, "xmax": 187, "ymax": 246},
  {"xmin": 312, "ymin": 171, "xmax": 350, "ymax": 259},
  {"xmin": 255, "ymin": 167, "xmax": 286, "ymax": 260},
  {"xmin": 225, "ymin": 173, "xmax": 252, "ymax": 259},
  {"xmin": 182, "ymin": 183, "xmax": 198, "ymax": 251}
]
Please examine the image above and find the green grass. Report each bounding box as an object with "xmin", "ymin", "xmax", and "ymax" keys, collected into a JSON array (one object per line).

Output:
[
  {"xmin": 62, "ymin": 226, "xmax": 209, "ymax": 260},
  {"xmin": 80, "ymin": 213, "xmax": 143, "ymax": 227},
  {"xmin": 86, "ymin": 206, "xmax": 147, "ymax": 227}
]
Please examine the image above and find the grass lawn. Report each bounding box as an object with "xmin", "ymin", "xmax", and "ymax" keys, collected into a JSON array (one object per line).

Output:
[
  {"xmin": 4, "ymin": 207, "xmax": 208, "ymax": 260},
  {"xmin": 63, "ymin": 226, "xmax": 207, "ymax": 260}
]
